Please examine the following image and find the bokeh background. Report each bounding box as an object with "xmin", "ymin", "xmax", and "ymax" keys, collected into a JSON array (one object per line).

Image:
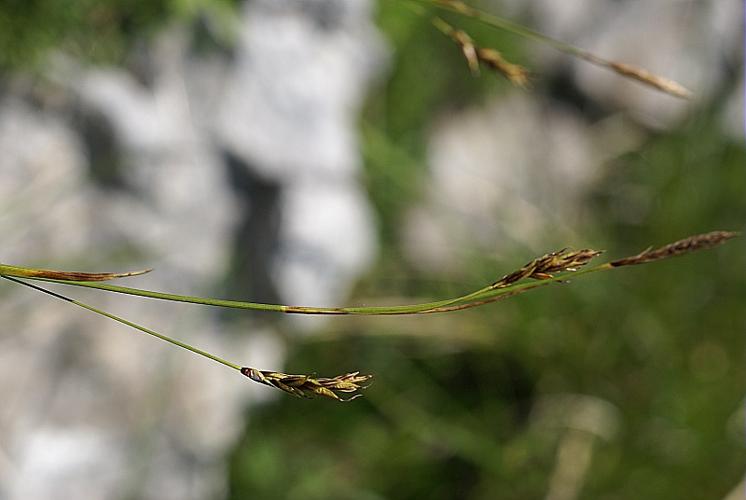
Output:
[{"xmin": 0, "ymin": 0, "xmax": 744, "ymax": 499}]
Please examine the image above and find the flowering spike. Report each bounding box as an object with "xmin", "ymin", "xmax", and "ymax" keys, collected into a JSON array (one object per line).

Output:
[
  {"xmin": 241, "ymin": 367, "xmax": 372, "ymax": 401},
  {"xmin": 610, "ymin": 231, "xmax": 739, "ymax": 267},
  {"xmin": 493, "ymin": 248, "xmax": 603, "ymax": 288}
]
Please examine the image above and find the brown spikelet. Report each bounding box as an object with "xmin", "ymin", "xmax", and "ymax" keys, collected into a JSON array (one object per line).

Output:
[
  {"xmin": 436, "ymin": 0, "xmax": 477, "ymax": 16},
  {"xmin": 610, "ymin": 231, "xmax": 739, "ymax": 267},
  {"xmin": 422, "ymin": 0, "xmax": 693, "ymax": 98},
  {"xmin": 451, "ymin": 28, "xmax": 480, "ymax": 74},
  {"xmin": 241, "ymin": 367, "xmax": 372, "ymax": 401},
  {"xmin": 431, "ymin": 16, "xmax": 529, "ymax": 86},
  {"xmin": 493, "ymin": 248, "xmax": 602, "ymax": 288},
  {"xmin": 476, "ymin": 48, "xmax": 530, "ymax": 87},
  {"xmin": 608, "ymin": 62, "xmax": 692, "ymax": 99}
]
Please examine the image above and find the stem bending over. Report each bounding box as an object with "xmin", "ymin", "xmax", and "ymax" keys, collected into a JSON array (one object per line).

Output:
[
  {"xmin": 0, "ymin": 231, "xmax": 736, "ymax": 316},
  {"xmin": 0, "ymin": 275, "xmax": 371, "ymax": 401},
  {"xmin": 0, "ymin": 230, "xmax": 737, "ymax": 401}
]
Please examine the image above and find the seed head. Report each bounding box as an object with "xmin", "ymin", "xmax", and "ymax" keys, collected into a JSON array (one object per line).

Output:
[
  {"xmin": 610, "ymin": 231, "xmax": 739, "ymax": 267},
  {"xmin": 608, "ymin": 62, "xmax": 692, "ymax": 99},
  {"xmin": 493, "ymin": 248, "xmax": 602, "ymax": 288},
  {"xmin": 241, "ymin": 367, "xmax": 372, "ymax": 401},
  {"xmin": 477, "ymin": 48, "xmax": 530, "ymax": 87},
  {"xmin": 432, "ymin": 16, "xmax": 529, "ymax": 86}
]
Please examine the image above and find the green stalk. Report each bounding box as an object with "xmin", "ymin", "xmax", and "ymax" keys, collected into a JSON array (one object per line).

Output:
[
  {"xmin": 423, "ymin": 265, "xmax": 614, "ymax": 313},
  {"xmin": 411, "ymin": 0, "xmax": 593, "ymax": 60},
  {"xmin": 1, "ymin": 264, "xmax": 609, "ymax": 315},
  {"xmin": 0, "ymin": 275, "xmax": 242, "ymax": 371},
  {"xmin": 1, "ymin": 230, "xmax": 735, "ymax": 316}
]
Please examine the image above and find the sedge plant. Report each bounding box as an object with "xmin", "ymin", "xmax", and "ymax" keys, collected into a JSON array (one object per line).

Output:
[
  {"xmin": 0, "ymin": 230, "xmax": 737, "ymax": 401},
  {"xmin": 410, "ymin": 0, "xmax": 691, "ymax": 97},
  {"xmin": 0, "ymin": 0, "xmax": 722, "ymax": 401}
]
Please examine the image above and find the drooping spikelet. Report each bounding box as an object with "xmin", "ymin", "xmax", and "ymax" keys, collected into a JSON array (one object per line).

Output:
[
  {"xmin": 476, "ymin": 47, "xmax": 530, "ymax": 87},
  {"xmin": 241, "ymin": 367, "xmax": 372, "ymax": 401},
  {"xmin": 431, "ymin": 16, "xmax": 529, "ymax": 86}
]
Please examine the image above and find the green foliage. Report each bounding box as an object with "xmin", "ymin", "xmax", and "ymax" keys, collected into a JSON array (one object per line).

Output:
[
  {"xmin": 0, "ymin": 0, "xmax": 235, "ymax": 69},
  {"xmin": 229, "ymin": 112, "xmax": 746, "ymax": 498},
  {"xmin": 361, "ymin": 1, "xmax": 525, "ymax": 250},
  {"xmin": 226, "ymin": 4, "xmax": 744, "ymax": 497},
  {"xmin": 228, "ymin": 3, "xmax": 746, "ymax": 487}
]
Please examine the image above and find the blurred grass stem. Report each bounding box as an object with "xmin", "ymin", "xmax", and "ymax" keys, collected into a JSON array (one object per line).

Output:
[{"xmin": 410, "ymin": 0, "xmax": 692, "ymax": 98}]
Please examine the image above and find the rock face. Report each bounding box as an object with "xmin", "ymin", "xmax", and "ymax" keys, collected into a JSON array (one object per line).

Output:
[
  {"xmin": 499, "ymin": 0, "xmax": 742, "ymax": 128},
  {"xmin": 214, "ymin": 0, "xmax": 385, "ymax": 316},
  {"xmin": 0, "ymin": 1, "xmax": 384, "ymax": 498}
]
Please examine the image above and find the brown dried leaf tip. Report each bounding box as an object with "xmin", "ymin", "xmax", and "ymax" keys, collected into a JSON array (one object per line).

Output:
[
  {"xmin": 610, "ymin": 231, "xmax": 739, "ymax": 267},
  {"xmin": 0, "ymin": 264, "xmax": 152, "ymax": 282},
  {"xmin": 241, "ymin": 367, "xmax": 372, "ymax": 401},
  {"xmin": 493, "ymin": 248, "xmax": 603, "ymax": 288}
]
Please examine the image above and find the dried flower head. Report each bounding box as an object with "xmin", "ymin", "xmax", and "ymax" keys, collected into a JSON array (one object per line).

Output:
[
  {"xmin": 432, "ymin": 16, "xmax": 529, "ymax": 86},
  {"xmin": 425, "ymin": 0, "xmax": 691, "ymax": 99},
  {"xmin": 608, "ymin": 62, "xmax": 692, "ymax": 99},
  {"xmin": 451, "ymin": 28, "xmax": 480, "ymax": 75},
  {"xmin": 241, "ymin": 367, "xmax": 372, "ymax": 401},
  {"xmin": 493, "ymin": 248, "xmax": 602, "ymax": 288},
  {"xmin": 610, "ymin": 231, "xmax": 739, "ymax": 267},
  {"xmin": 476, "ymin": 47, "xmax": 530, "ymax": 87}
]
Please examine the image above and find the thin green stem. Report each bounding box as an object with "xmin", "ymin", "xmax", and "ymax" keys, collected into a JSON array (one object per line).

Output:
[
  {"xmin": 1, "ymin": 230, "xmax": 734, "ymax": 316},
  {"xmin": 407, "ymin": 0, "xmax": 691, "ymax": 98},
  {"xmin": 3, "ymin": 276, "xmax": 485, "ymax": 314},
  {"xmin": 409, "ymin": 0, "xmax": 598, "ymax": 60},
  {"xmin": 0, "ymin": 275, "xmax": 242, "ymax": 371},
  {"xmin": 425, "ymin": 265, "xmax": 615, "ymax": 313},
  {"xmin": 1, "ymin": 263, "xmax": 610, "ymax": 316}
]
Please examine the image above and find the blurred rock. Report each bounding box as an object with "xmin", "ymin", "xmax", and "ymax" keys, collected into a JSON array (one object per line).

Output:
[
  {"xmin": 215, "ymin": 0, "xmax": 385, "ymax": 325},
  {"xmin": 403, "ymin": 93, "xmax": 644, "ymax": 271},
  {"xmin": 408, "ymin": 0, "xmax": 741, "ymax": 271},
  {"xmin": 570, "ymin": 0, "xmax": 739, "ymax": 128},
  {"xmin": 0, "ymin": 98, "xmax": 90, "ymax": 262},
  {"xmin": 9, "ymin": 427, "xmax": 127, "ymax": 500},
  {"xmin": 722, "ymin": 75, "xmax": 744, "ymax": 141},
  {"xmin": 500, "ymin": 0, "xmax": 741, "ymax": 128},
  {"xmin": 0, "ymin": 0, "xmax": 384, "ymax": 498},
  {"xmin": 216, "ymin": 0, "xmax": 386, "ymax": 181}
]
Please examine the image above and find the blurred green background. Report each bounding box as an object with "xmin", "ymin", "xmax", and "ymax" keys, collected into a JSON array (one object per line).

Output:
[
  {"xmin": 230, "ymin": 122, "xmax": 746, "ymax": 499},
  {"xmin": 2, "ymin": 1, "xmax": 744, "ymax": 499},
  {"xmin": 226, "ymin": 4, "xmax": 746, "ymax": 499}
]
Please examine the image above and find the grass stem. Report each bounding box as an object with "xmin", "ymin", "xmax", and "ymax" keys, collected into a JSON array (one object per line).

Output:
[{"xmin": 0, "ymin": 275, "xmax": 242, "ymax": 371}]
